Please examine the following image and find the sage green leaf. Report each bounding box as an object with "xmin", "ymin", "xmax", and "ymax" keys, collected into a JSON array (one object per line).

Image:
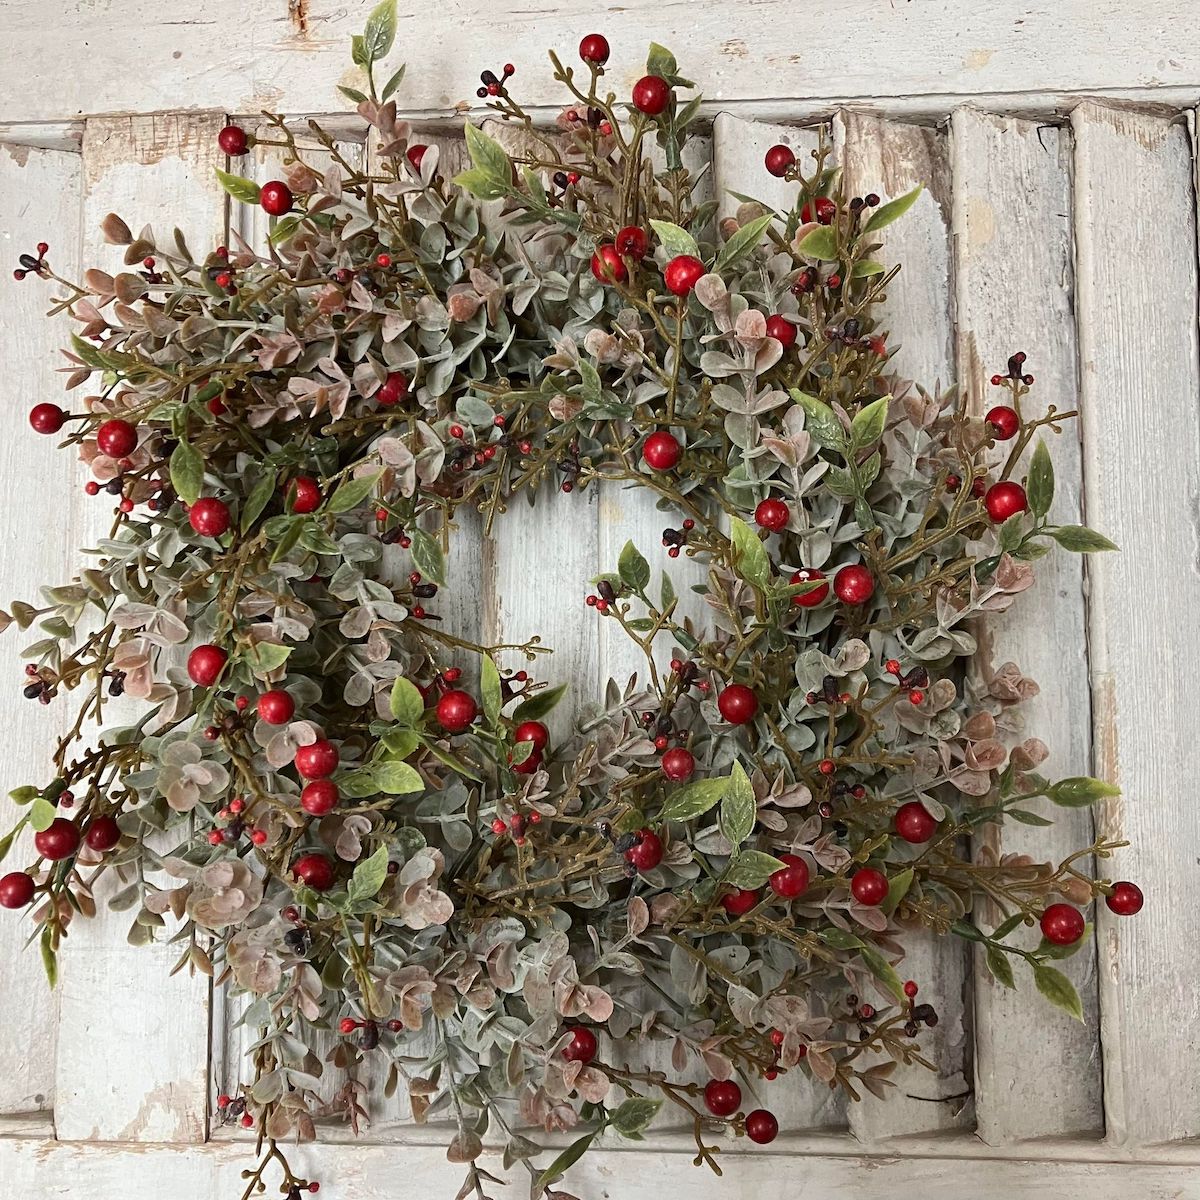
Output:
[
  {"xmin": 729, "ymin": 515, "xmax": 770, "ymax": 590},
  {"xmin": 337, "ymin": 85, "xmax": 369, "ymax": 105},
  {"xmin": 818, "ymin": 927, "xmax": 865, "ymax": 951},
  {"xmin": 880, "ymin": 867, "xmax": 913, "ymax": 916},
  {"xmin": 29, "ymin": 797, "xmax": 57, "ymax": 833},
  {"xmin": 0, "ymin": 824, "xmax": 19, "ymax": 864},
  {"xmin": 244, "ymin": 642, "xmax": 291, "ymax": 676},
  {"xmin": 1047, "ymin": 776, "xmax": 1120, "ymax": 806},
  {"xmin": 579, "ymin": 359, "xmax": 602, "ymax": 406},
  {"xmin": 451, "ymin": 167, "xmax": 510, "ymax": 201},
  {"xmin": 382, "ymin": 729, "xmax": 420, "ymax": 759},
  {"xmin": 645, "ymin": 42, "xmax": 678, "ymax": 79},
  {"xmin": 240, "ymin": 470, "xmax": 277, "ymax": 533},
  {"xmin": 658, "ymin": 777, "xmax": 726, "ymax": 822},
  {"xmin": 659, "ymin": 570, "xmax": 677, "ymax": 612},
  {"xmin": 390, "ymin": 676, "xmax": 425, "ymax": 725},
  {"xmin": 649, "ymin": 219, "xmax": 700, "ymax": 259},
  {"xmin": 463, "ymin": 121, "xmax": 512, "ymax": 186},
  {"xmin": 850, "ymin": 394, "xmax": 889, "ymax": 449},
  {"xmin": 381, "ymin": 63, "xmax": 407, "ymax": 101},
  {"xmin": 361, "ymin": 0, "xmax": 396, "ymax": 63},
  {"xmin": 347, "ymin": 844, "xmax": 390, "ymax": 905},
  {"xmin": 512, "ymin": 683, "xmax": 568, "ymax": 722},
  {"xmin": 40, "ymin": 926, "xmax": 57, "ymax": 988},
  {"xmin": 268, "ymin": 214, "xmax": 303, "ymax": 245},
  {"xmin": 535, "ymin": 1131, "xmax": 596, "ymax": 1193},
  {"xmin": 481, "ymin": 655, "xmax": 502, "ymax": 726},
  {"xmin": 863, "ymin": 184, "xmax": 922, "ymax": 233},
  {"xmin": 986, "ymin": 944, "xmax": 1017, "ymax": 989},
  {"xmin": 372, "ymin": 761, "xmax": 423, "ymax": 794},
  {"xmin": 725, "ymin": 850, "xmax": 787, "ymax": 889},
  {"xmin": 169, "ymin": 437, "xmax": 205, "ymax": 505},
  {"xmin": 410, "ymin": 528, "xmax": 446, "ymax": 586},
  {"xmin": 851, "ymin": 258, "xmax": 886, "ymax": 277},
  {"xmin": 858, "ymin": 942, "xmax": 905, "ymax": 1001},
  {"xmin": 1028, "ymin": 438, "xmax": 1054, "ymax": 518},
  {"xmin": 1047, "ymin": 525, "xmax": 1118, "ymax": 553},
  {"xmin": 718, "ymin": 761, "xmax": 756, "ymax": 848},
  {"xmin": 791, "ymin": 390, "xmax": 845, "ymax": 451},
  {"xmin": 609, "ymin": 1096, "xmax": 663, "ymax": 1139},
  {"xmin": 1033, "ymin": 962, "xmax": 1084, "ymax": 1021},
  {"xmin": 326, "ymin": 471, "xmax": 380, "ymax": 514},
  {"xmin": 618, "ymin": 540, "xmax": 651, "ymax": 593},
  {"xmin": 796, "ymin": 225, "xmax": 838, "ymax": 261},
  {"xmin": 714, "ymin": 213, "xmax": 774, "ymax": 273},
  {"xmin": 214, "ymin": 167, "xmax": 261, "ymax": 206}
]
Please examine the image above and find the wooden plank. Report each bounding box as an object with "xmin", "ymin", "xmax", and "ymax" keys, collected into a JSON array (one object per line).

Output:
[
  {"xmin": 52, "ymin": 113, "xmax": 229, "ymax": 1143},
  {"xmin": 950, "ymin": 107, "xmax": 1102, "ymax": 1142},
  {"xmin": 0, "ymin": 141, "xmax": 83, "ymax": 1115},
  {"xmin": 1072, "ymin": 100, "xmax": 1200, "ymax": 1148},
  {"xmin": 1, "ymin": 2, "xmax": 1199, "ymax": 124},
  {"xmin": 832, "ymin": 111, "xmax": 972, "ymax": 1142}
]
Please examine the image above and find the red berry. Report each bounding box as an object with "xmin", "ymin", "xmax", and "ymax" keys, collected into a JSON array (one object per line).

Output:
[
  {"xmin": 207, "ymin": 830, "xmax": 224, "ymax": 845},
  {"xmin": 29, "ymin": 403, "xmax": 66, "ymax": 435},
  {"xmin": 754, "ymin": 497, "xmax": 790, "ymax": 531},
  {"xmin": 35, "ymin": 817, "xmax": 80, "ymax": 862},
  {"xmin": 663, "ymin": 254, "xmax": 705, "ymax": 296},
  {"xmin": 95, "ymin": 418, "xmax": 138, "ymax": 459},
  {"xmin": 562, "ymin": 1026, "xmax": 598, "ymax": 1063},
  {"xmin": 972, "ymin": 477, "xmax": 987, "ymax": 498},
  {"xmin": 288, "ymin": 477, "xmax": 321, "ymax": 514},
  {"xmin": 514, "ymin": 720, "xmax": 549, "ymax": 751},
  {"xmin": 301, "ymin": 780, "xmax": 339, "ymax": 817},
  {"xmin": 985, "ymin": 406, "xmax": 1020, "ymax": 440},
  {"xmin": 84, "ymin": 815, "xmax": 121, "ymax": 853},
  {"xmin": 745, "ymin": 1109, "xmax": 779, "ymax": 1144},
  {"xmin": 187, "ymin": 644, "xmax": 228, "ymax": 687},
  {"xmin": 339, "ymin": 1017, "xmax": 358, "ymax": 1034},
  {"xmin": 1040, "ymin": 902, "xmax": 1086, "ymax": 946},
  {"xmin": 721, "ymin": 887, "xmax": 760, "ymax": 917},
  {"xmin": 240, "ymin": 1114, "xmax": 254, "ymax": 1128},
  {"xmin": 436, "ymin": 689, "xmax": 478, "ymax": 733},
  {"xmin": 590, "ymin": 245, "xmax": 627, "ymax": 284},
  {"xmin": 491, "ymin": 818, "xmax": 508, "ymax": 835},
  {"xmin": 614, "ymin": 226, "xmax": 648, "ymax": 259},
  {"xmin": 1106, "ymin": 881, "xmax": 1144, "ymax": 916},
  {"xmin": 376, "ymin": 371, "xmax": 409, "ymax": 406},
  {"xmin": 189, "ymin": 496, "xmax": 232, "ymax": 538},
  {"xmin": 0, "ymin": 872, "xmax": 35, "ymax": 909},
  {"xmin": 260, "ymin": 181, "xmax": 294, "ymax": 217},
  {"xmin": 764, "ymin": 315, "xmax": 797, "ymax": 348},
  {"xmin": 295, "ymin": 740, "xmax": 339, "ymax": 780},
  {"xmin": 790, "ymin": 567, "xmax": 829, "ymax": 608},
  {"xmin": 641, "ymin": 430, "xmax": 682, "ymax": 472},
  {"xmin": 257, "ymin": 689, "xmax": 295, "ymax": 726},
  {"xmin": 216, "ymin": 1094, "xmax": 231, "ymax": 1109},
  {"xmin": 704, "ymin": 1078, "xmax": 742, "ymax": 1117},
  {"xmin": 250, "ymin": 829, "xmax": 268, "ymax": 845},
  {"xmin": 894, "ymin": 801, "xmax": 938, "ymax": 844},
  {"xmin": 579, "ymin": 33, "xmax": 610, "ymax": 64},
  {"xmin": 833, "ymin": 564, "xmax": 874, "ymax": 605},
  {"xmin": 406, "ymin": 144, "xmax": 428, "ymax": 172},
  {"xmin": 214, "ymin": 272, "xmax": 233, "ymax": 290},
  {"xmin": 800, "ymin": 196, "xmax": 836, "ymax": 224},
  {"xmin": 218, "ymin": 125, "xmax": 248, "ymax": 155},
  {"xmin": 631, "ymin": 75, "xmax": 671, "ymax": 115},
  {"xmin": 764, "ymin": 144, "xmax": 796, "ymax": 177},
  {"xmin": 661, "ymin": 746, "xmax": 695, "ymax": 782},
  {"xmin": 448, "ymin": 424, "xmax": 464, "ymax": 439},
  {"xmin": 292, "ymin": 853, "xmax": 335, "ymax": 891},
  {"xmin": 984, "ymin": 481, "xmax": 1028, "ymax": 523},
  {"xmin": 769, "ymin": 853, "xmax": 810, "ymax": 899},
  {"xmin": 85, "ymin": 481, "xmax": 100, "ymax": 496},
  {"xmin": 624, "ymin": 828, "xmax": 663, "ymax": 872},
  {"xmin": 903, "ymin": 980, "xmax": 919, "ymax": 998},
  {"xmin": 850, "ymin": 867, "xmax": 889, "ymax": 906},
  {"xmin": 718, "ymin": 683, "xmax": 758, "ymax": 725}
]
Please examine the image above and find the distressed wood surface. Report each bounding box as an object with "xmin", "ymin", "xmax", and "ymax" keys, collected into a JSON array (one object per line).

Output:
[
  {"xmin": 1072, "ymin": 100, "xmax": 1200, "ymax": 1148},
  {"xmin": 0, "ymin": 141, "xmax": 83, "ymax": 1116},
  {"xmin": 1, "ymin": 2, "xmax": 1200, "ymax": 124},
  {"xmin": 950, "ymin": 107, "xmax": 1102, "ymax": 1142}
]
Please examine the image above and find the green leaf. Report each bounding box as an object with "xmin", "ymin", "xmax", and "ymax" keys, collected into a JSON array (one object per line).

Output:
[
  {"xmin": 649, "ymin": 219, "xmax": 700, "ymax": 259},
  {"xmin": 535, "ymin": 1131, "xmax": 596, "ymax": 1193},
  {"xmin": 1033, "ymin": 962, "xmax": 1083, "ymax": 1020},
  {"xmin": 1027, "ymin": 439, "xmax": 1054, "ymax": 518},
  {"xmin": 244, "ymin": 642, "xmax": 292, "ymax": 676},
  {"xmin": 850, "ymin": 394, "xmax": 889, "ymax": 449},
  {"xmin": 0, "ymin": 824, "xmax": 20, "ymax": 864},
  {"xmin": 1047, "ymin": 525, "xmax": 1118, "ymax": 553},
  {"xmin": 985, "ymin": 944, "xmax": 1016, "ymax": 989},
  {"xmin": 452, "ymin": 166, "xmax": 511, "ymax": 201},
  {"xmin": 858, "ymin": 942, "xmax": 905, "ymax": 1001},
  {"xmin": 268, "ymin": 214, "xmax": 303, "ymax": 245},
  {"xmin": 512, "ymin": 683, "xmax": 568, "ymax": 723},
  {"xmin": 579, "ymin": 359, "xmax": 602, "ymax": 407},
  {"xmin": 880, "ymin": 867, "xmax": 913, "ymax": 916},
  {"xmin": 240, "ymin": 471, "xmax": 277, "ymax": 533},
  {"xmin": 382, "ymin": 728, "xmax": 420, "ymax": 759},
  {"xmin": 863, "ymin": 184, "xmax": 922, "ymax": 233},
  {"xmin": 728, "ymin": 515, "xmax": 770, "ymax": 590},
  {"xmin": 645, "ymin": 43, "xmax": 678, "ymax": 79},
  {"xmin": 790, "ymin": 390, "xmax": 845, "ymax": 451},
  {"xmin": 381, "ymin": 63, "xmax": 407, "ymax": 101},
  {"xmin": 609, "ymin": 1096, "xmax": 662, "ymax": 1139},
  {"xmin": 796, "ymin": 225, "xmax": 839, "ymax": 261},
  {"xmin": 337, "ymin": 85, "xmax": 369, "ymax": 105},
  {"xmin": 40, "ymin": 926, "xmax": 57, "ymax": 988},
  {"xmin": 618, "ymin": 541, "xmax": 651, "ymax": 593},
  {"xmin": 714, "ymin": 213, "xmax": 774, "ymax": 273},
  {"xmin": 1038, "ymin": 924, "xmax": 1092, "ymax": 959},
  {"xmin": 481, "ymin": 655, "xmax": 502, "ymax": 727},
  {"xmin": 463, "ymin": 121, "xmax": 512, "ymax": 187},
  {"xmin": 390, "ymin": 676, "xmax": 425, "ymax": 725},
  {"xmin": 1007, "ymin": 808, "xmax": 1055, "ymax": 826},
  {"xmin": 213, "ymin": 167, "xmax": 261, "ymax": 206},
  {"xmin": 371, "ymin": 761, "xmax": 424, "ymax": 794},
  {"xmin": 421, "ymin": 737, "xmax": 482, "ymax": 782},
  {"xmin": 658, "ymin": 777, "xmax": 727, "ymax": 823},
  {"xmin": 8, "ymin": 786, "xmax": 39, "ymax": 806},
  {"xmin": 659, "ymin": 570, "xmax": 677, "ymax": 612},
  {"xmin": 851, "ymin": 258, "xmax": 886, "ymax": 277},
  {"xmin": 29, "ymin": 797, "xmax": 57, "ymax": 833},
  {"xmin": 818, "ymin": 927, "xmax": 865, "ymax": 951},
  {"xmin": 725, "ymin": 850, "xmax": 787, "ymax": 889},
  {"xmin": 409, "ymin": 528, "xmax": 446, "ymax": 586},
  {"xmin": 361, "ymin": 0, "xmax": 396, "ymax": 63},
  {"xmin": 1047, "ymin": 776, "xmax": 1120, "ymax": 807},
  {"xmin": 335, "ymin": 770, "xmax": 380, "ymax": 799},
  {"xmin": 351, "ymin": 34, "xmax": 369, "ymax": 67},
  {"xmin": 169, "ymin": 437, "xmax": 205, "ymax": 506},
  {"xmin": 326, "ymin": 471, "xmax": 380, "ymax": 514},
  {"xmin": 347, "ymin": 844, "xmax": 390, "ymax": 906},
  {"xmin": 718, "ymin": 761, "xmax": 756, "ymax": 848}
]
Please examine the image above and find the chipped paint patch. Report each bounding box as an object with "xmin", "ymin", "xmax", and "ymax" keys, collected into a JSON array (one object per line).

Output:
[
  {"xmin": 2, "ymin": 142, "xmax": 30, "ymax": 167},
  {"xmin": 289, "ymin": 0, "xmax": 309, "ymax": 36},
  {"xmin": 721, "ymin": 39, "xmax": 748, "ymax": 60},
  {"xmin": 964, "ymin": 48, "xmax": 994, "ymax": 71}
]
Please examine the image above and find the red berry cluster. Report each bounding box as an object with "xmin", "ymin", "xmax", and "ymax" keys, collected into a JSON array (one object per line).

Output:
[
  {"xmin": 12, "ymin": 240, "xmax": 49, "ymax": 282},
  {"xmin": 476, "ymin": 61, "xmax": 516, "ymax": 99}
]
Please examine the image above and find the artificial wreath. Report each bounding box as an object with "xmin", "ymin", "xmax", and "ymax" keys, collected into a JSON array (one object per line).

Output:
[{"xmin": 3, "ymin": 6, "xmax": 1143, "ymax": 1198}]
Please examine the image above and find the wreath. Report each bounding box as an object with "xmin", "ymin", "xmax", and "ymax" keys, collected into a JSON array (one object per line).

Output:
[{"xmin": 3, "ymin": 6, "xmax": 1143, "ymax": 1198}]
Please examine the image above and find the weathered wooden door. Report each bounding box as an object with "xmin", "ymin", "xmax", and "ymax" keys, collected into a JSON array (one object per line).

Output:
[{"xmin": 1, "ymin": 3, "xmax": 1198, "ymax": 1195}]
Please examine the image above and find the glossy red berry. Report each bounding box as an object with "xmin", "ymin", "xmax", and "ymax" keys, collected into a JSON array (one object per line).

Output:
[
  {"xmin": 29, "ymin": 403, "xmax": 66, "ymax": 434},
  {"xmin": 985, "ymin": 406, "xmax": 1020, "ymax": 440},
  {"xmin": 406, "ymin": 144, "xmax": 427, "ymax": 172},
  {"xmin": 257, "ymin": 689, "xmax": 295, "ymax": 726},
  {"xmin": 661, "ymin": 746, "xmax": 695, "ymax": 782},
  {"xmin": 35, "ymin": 818, "xmax": 80, "ymax": 862},
  {"xmin": 721, "ymin": 887, "xmax": 761, "ymax": 917},
  {"xmin": 704, "ymin": 1078, "xmax": 742, "ymax": 1117},
  {"xmin": 769, "ymin": 853, "xmax": 810, "ymax": 899},
  {"xmin": 764, "ymin": 144, "xmax": 795, "ymax": 177},
  {"xmin": 590, "ymin": 244, "xmax": 627, "ymax": 284},
  {"xmin": 631, "ymin": 75, "xmax": 671, "ymax": 115},
  {"xmin": 562, "ymin": 1026, "xmax": 598, "ymax": 1063},
  {"xmin": 754, "ymin": 497, "xmax": 790, "ymax": 532},
  {"xmin": 745, "ymin": 1108, "xmax": 779, "ymax": 1144},
  {"xmin": 292, "ymin": 853, "xmax": 335, "ymax": 891},
  {"xmin": 514, "ymin": 720, "xmax": 549, "ymax": 751},
  {"xmin": 833, "ymin": 564, "xmax": 874, "ymax": 605},
  {"xmin": 850, "ymin": 867, "xmax": 889, "ymax": 906},
  {"xmin": 217, "ymin": 125, "xmax": 248, "ymax": 156},
  {"xmin": 614, "ymin": 226, "xmax": 648, "ymax": 259},
  {"xmin": 764, "ymin": 315, "xmax": 797, "ymax": 348},
  {"xmin": 984, "ymin": 481, "xmax": 1028, "ymax": 523},
  {"xmin": 0, "ymin": 872, "xmax": 35, "ymax": 909},
  {"xmin": 1106, "ymin": 881, "xmax": 1144, "ymax": 916},
  {"xmin": 189, "ymin": 496, "xmax": 232, "ymax": 538},
  {"xmin": 95, "ymin": 418, "xmax": 138, "ymax": 459},
  {"xmin": 800, "ymin": 196, "xmax": 836, "ymax": 224},
  {"xmin": 288, "ymin": 477, "xmax": 321, "ymax": 514},
  {"xmin": 187, "ymin": 644, "xmax": 228, "ymax": 687},
  {"xmin": 663, "ymin": 254, "xmax": 705, "ymax": 296},
  {"xmin": 624, "ymin": 828, "xmax": 663, "ymax": 872},
  {"xmin": 376, "ymin": 372, "xmax": 409, "ymax": 406},
  {"xmin": 579, "ymin": 33, "xmax": 610, "ymax": 64},
  {"xmin": 790, "ymin": 567, "xmax": 829, "ymax": 608},
  {"xmin": 300, "ymin": 779, "xmax": 340, "ymax": 817},
  {"xmin": 295, "ymin": 740, "xmax": 339, "ymax": 780},
  {"xmin": 260, "ymin": 181, "xmax": 294, "ymax": 217},
  {"xmin": 85, "ymin": 815, "xmax": 121, "ymax": 852},
  {"xmin": 1040, "ymin": 902, "xmax": 1086, "ymax": 946},
  {"xmin": 718, "ymin": 683, "xmax": 758, "ymax": 725},
  {"xmin": 642, "ymin": 430, "xmax": 682, "ymax": 471},
  {"xmin": 339, "ymin": 1017, "xmax": 358, "ymax": 1035},
  {"xmin": 894, "ymin": 801, "xmax": 939, "ymax": 844},
  {"xmin": 436, "ymin": 689, "xmax": 478, "ymax": 733},
  {"xmin": 903, "ymin": 980, "xmax": 919, "ymax": 999}
]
